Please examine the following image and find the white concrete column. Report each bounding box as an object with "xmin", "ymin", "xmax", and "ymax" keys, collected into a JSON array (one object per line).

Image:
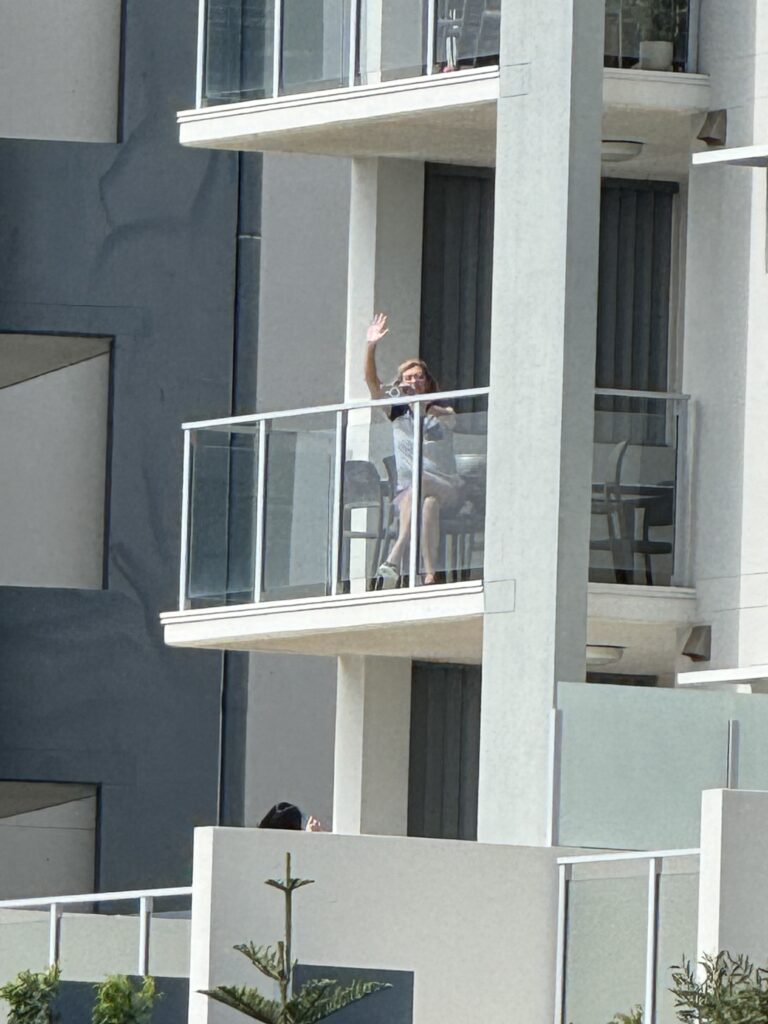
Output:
[
  {"xmin": 697, "ymin": 788, "xmax": 768, "ymax": 963},
  {"xmin": 682, "ymin": 3, "xmax": 768, "ymax": 671},
  {"xmin": 333, "ymin": 655, "xmax": 411, "ymax": 835},
  {"xmin": 344, "ymin": 157, "xmax": 425, "ymax": 402},
  {"xmin": 335, "ymin": 160, "xmax": 423, "ymax": 828},
  {"xmin": 476, "ymin": 0, "xmax": 604, "ymax": 845}
]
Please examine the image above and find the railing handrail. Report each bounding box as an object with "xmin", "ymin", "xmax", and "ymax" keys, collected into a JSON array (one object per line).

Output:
[
  {"xmin": 181, "ymin": 386, "xmax": 491, "ymax": 432},
  {"xmin": 557, "ymin": 848, "xmax": 699, "ymax": 866},
  {"xmin": 595, "ymin": 388, "xmax": 690, "ymax": 401},
  {"xmin": 0, "ymin": 886, "xmax": 192, "ymax": 911}
]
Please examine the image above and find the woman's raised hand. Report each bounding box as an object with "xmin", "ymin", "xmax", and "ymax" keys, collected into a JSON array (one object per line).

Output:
[{"xmin": 367, "ymin": 312, "xmax": 389, "ymax": 345}]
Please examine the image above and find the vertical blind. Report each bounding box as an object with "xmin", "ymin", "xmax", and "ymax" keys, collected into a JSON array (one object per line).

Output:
[
  {"xmin": 420, "ymin": 168, "xmax": 677, "ymax": 396},
  {"xmin": 408, "ymin": 662, "xmax": 481, "ymax": 841}
]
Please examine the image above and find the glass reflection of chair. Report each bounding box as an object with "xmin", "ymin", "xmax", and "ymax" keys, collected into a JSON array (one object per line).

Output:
[
  {"xmin": 340, "ymin": 460, "xmax": 388, "ymax": 591},
  {"xmin": 633, "ymin": 484, "xmax": 674, "ymax": 586},
  {"xmin": 590, "ymin": 439, "xmax": 632, "ymax": 583}
]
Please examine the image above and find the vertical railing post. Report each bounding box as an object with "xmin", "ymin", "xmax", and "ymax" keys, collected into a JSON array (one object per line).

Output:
[
  {"xmin": 408, "ymin": 400, "xmax": 423, "ymax": 587},
  {"xmin": 672, "ymin": 398, "xmax": 691, "ymax": 587},
  {"xmin": 726, "ymin": 719, "xmax": 740, "ymax": 789},
  {"xmin": 348, "ymin": 0, "xmax": 360, "ymax": 87},
  {"xmin": 138, "ymin": 896, "xmax": 153, "ymax": 977},
  {"xmin": 195, "ymin": 0, "xmax": 206, "ymax": 108},
  {"xmin": 48, "ymin": 904, "xmax": 62, "ymax": 968},
  {"xmin": 643, "ymin": 858, "xmax": 660, "ymax": 1024},
  {"xmin": 179, "ymin": 429, "xmax": 192, "ymax": 611},
  {"xmin": 330, "ymin": 410, "xmax": 347, "ymax": 596},
  {"xmin": 547, "ymin": 707, "xmax": 563, "ymax": 847},
  {"xmin": 425, "ymin": 0, "xmax": 437, "ymax": 74},
  {"xmin": 272, "ymin": 0, "xmax": 283, "ymax": 97},
  {"xmin": 253, "ymin": 421, "xmax": 268, "ymax": 602},
  {"xmin": 553, "ymin": 863, "xmax": 569, "ymax": 1024}
]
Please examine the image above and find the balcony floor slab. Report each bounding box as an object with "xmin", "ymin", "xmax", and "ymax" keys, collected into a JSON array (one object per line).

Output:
[{"xmin": 162, "ymin": 580, "xmax": 484, "ymax": 663}]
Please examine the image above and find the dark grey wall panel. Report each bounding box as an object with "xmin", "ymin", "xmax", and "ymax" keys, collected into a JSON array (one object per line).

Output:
[
  {"xmin": 294, "ymin": 965, "xmax": 413, "ymax": 1024},
  {"xmin": 408, "ymin": 662, "xmax": 481, "ymax": 841},
  {"xmin": 0, "ymin": 0, "xmax": 248, "ymax": 889}
]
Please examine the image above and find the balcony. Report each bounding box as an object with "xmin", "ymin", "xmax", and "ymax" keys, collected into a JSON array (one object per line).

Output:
[
  {"xmin": 552, "ymin": 681, "xmax": 768, "ymax": 850},
  {"xmin": 162, "ymin": 388, "xmax": 489, "ymax": 661},
  {"xmin": 161, "ymin": 387, "xmax": 695, "ymax": 664},
  {"xmin": 557, "ymin": 849, "xmax": 699, "ymax": 1024},
  {"xmin": 0, "ymin": 887, "xmax": 191, "ymax": 1022},
  {"xmin": 178, "ymin": 0, "xmax": 708, "ymax": 163},
  {"xmin": 179, "ymin": 0, "xmax": 501, "ymax": 162}
]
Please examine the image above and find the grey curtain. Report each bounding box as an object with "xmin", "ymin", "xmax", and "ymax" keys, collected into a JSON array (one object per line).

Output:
[
  {"xmin": 419, "ymin": 164, "xmax": 494, "ymax": 393},
  {"xmin": 596, "ymin": 178, "xmax": 678, "ymax": 443},
  {"xmin": 408, "ymin": 661, "xmax": 481, "ymax": 841}
]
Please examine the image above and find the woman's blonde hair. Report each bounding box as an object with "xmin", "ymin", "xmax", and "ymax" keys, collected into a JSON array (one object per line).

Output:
[{"xmin": 396, "ymin": 358, "xmax": 439, "ymax": 393}]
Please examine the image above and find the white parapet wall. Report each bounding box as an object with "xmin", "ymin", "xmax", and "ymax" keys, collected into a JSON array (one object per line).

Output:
[{"xmin": 189, "ymin": 828, "xmax": 567, "ymax": 1024}]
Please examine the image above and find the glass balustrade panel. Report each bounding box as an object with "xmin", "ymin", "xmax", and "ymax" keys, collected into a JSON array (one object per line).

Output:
[
  {"xmin": 603, "ymin": 0, "xmax": 692, "ymax": 72},
  {"xmin": 0, "ymin": 910, "xmax": 48, "ymax": 977},
  {"xmin": 564, "ymin": 865, "xmax": 648, "ymax": 1024},
  {"xmin": 280, "ymin": 0, "xmax": 351, "ymax": 94},
  {"xmin": 59, "ymin": 909, "xmax": 139, "ymax": 979},
  {"xmin": 590, "ymin": 397, "xmax": 682, "ymax": 587},
  {"xmin": 203, "ymin": 0, "xmax": 275, "ymax": 105},
  {"xmin": 557, "ymin": 682, "xmax": 729, "ymax": 850},
  {"xmin": 187, "ymin": 430, "xmax": 258, "ymax": 607},
  {"xmin": 260, "ymin": 413, "xmax": 337, "ymax": 601},
  {"xmin": 656, "ymin": 861, "xmax": 700, "ymax": 1024}
]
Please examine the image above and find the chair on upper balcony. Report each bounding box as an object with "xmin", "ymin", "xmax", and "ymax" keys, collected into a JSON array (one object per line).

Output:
[{"xmin": 339, "ymin": 460, "xmax": 388, "ymax": 590}]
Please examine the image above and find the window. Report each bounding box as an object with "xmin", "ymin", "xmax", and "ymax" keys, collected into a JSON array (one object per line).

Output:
[
  {"xmin": 0, "ymin": 782, "xmax": 97, "ymax": 899},
  {"xmin": 0, "ymin": 333, "xmax": 111, "ymax": 589}
]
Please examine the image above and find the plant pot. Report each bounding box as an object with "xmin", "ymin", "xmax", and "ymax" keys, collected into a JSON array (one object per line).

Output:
[{"xmin": 638, "ymin": 39, "xmax": 673, "ymax": 71}]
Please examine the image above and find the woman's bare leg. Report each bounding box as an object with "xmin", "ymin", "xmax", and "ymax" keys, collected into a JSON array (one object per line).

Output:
[
  {"xmin": 384, "ymin": 490, "xmax": 412, "ymax": 568},
  {"xmin": 421, "ymin": 495, "xmax": 440, "ymax": 583}
]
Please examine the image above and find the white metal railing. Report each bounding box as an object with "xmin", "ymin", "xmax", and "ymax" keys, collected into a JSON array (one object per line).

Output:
[
  {"xmin": 0, "ymin": 887, "xmax": 192, "ymax": 977},
  {"xmin": 554, "ymin": 849, "xmax": 699, "ymax": 1024},
  {"xmin": 178, "ymin": 387, "xmax": 490, "ymax": 611}
]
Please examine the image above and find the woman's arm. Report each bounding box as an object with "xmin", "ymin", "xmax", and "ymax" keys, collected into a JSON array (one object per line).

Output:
[{"xmin": 365, "ymin": 313, "xmax": 389, "ymax": 400}]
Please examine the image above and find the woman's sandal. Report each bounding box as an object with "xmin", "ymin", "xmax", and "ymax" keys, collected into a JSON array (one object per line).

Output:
[{"xmin": 376, "ymin": 561, "xmax": 400, "ymax": 589}]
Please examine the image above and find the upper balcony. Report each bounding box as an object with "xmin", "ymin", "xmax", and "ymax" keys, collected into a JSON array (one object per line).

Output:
[
  {"xmin": 162, "ymin": 387, "xmax": 694, "ymax": 671},
  {"xmin": 177, "ymin": 0, "xmax": 709, "ymax": 163}
]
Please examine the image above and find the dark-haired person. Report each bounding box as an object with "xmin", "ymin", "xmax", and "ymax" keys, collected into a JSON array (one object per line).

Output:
[
  {"xmin": 365, "ymin": 313, "xmax": 462, "ymax": 588},
  {"xmin": 258, "ymin": 802, "xmax": 325, "ymax": 831}
]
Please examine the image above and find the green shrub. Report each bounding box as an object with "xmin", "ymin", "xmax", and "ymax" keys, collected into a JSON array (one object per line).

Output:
[
  {"xmin": 671, "ymin": 951, "xmax": 768, "ymax": 1022},
  {"xmin": 92, "ymin": 975, "xmax": 158, "ymax": 1024},
  {"xmin": 0, "ymin": 965, "xmax": 60, "ymax": 1024}
]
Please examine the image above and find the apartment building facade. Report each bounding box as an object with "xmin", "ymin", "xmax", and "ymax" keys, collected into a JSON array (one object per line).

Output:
[{"xmin": 3, "ymin": 0, "xmax": 768, "ymax": 1021}]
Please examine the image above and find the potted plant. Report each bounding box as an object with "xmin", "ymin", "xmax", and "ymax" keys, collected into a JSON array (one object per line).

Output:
[
  {"xmin": 0, "ymin": 966, "xmax": 60, "ymax": 1024},
  {"xmin": 630, "ymin": 0, "xmax": 677, "ymax": 70}
]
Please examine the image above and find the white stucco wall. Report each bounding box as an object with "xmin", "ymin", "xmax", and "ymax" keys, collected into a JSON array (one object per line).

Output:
[
  {"xmin": 189, "ymin": 828, "xmax": 565, "ymax": 1024},
  {"xmin": 0, "ymin": 797, "xmax": 96, "ymax": 900},
  {"xmin": 0, "ymin": 353, "xmax": 109, "ymax": 589},
  {"xmin": 0, "ymin": 0, "xmax": 121, "ymax": 143}
]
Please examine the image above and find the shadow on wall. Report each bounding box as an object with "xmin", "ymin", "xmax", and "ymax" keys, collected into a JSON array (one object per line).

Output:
[{"xmin": 294, "ymin": 965, "xmax": 413, "ymax": 1023}]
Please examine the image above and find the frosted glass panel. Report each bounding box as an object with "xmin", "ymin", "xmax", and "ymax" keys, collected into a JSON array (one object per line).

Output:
[
  {"xmin": 656, "ymin": 867, "xmax": 699, "ymax": 1024},
  {"xmin": 564, "ymin": 873, "xmax": 647, "ymax": 1024},
  {"xmin": 557, "ymin": 683, "xmax": 730, "ymax": 849},
  {"xmin": 730, "ymin": 692, "xmax": 768, "ymax": 789}
]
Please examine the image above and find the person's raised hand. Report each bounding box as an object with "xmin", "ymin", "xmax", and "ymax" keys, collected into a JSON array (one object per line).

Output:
[{"xmin": 366, "ymin": 313, "xmax": 389, "ymax": 345}]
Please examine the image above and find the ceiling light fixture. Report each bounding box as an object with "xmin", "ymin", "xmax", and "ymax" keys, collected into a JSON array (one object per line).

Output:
[{"xmin": 601, "ymin": 139, "xmax": 644, "ymax": 163}]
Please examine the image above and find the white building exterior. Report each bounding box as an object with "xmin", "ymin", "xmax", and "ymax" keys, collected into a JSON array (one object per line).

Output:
[{"xmin": 4, "ymin": 0, "xmax": 768, "ymax": 1021}]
